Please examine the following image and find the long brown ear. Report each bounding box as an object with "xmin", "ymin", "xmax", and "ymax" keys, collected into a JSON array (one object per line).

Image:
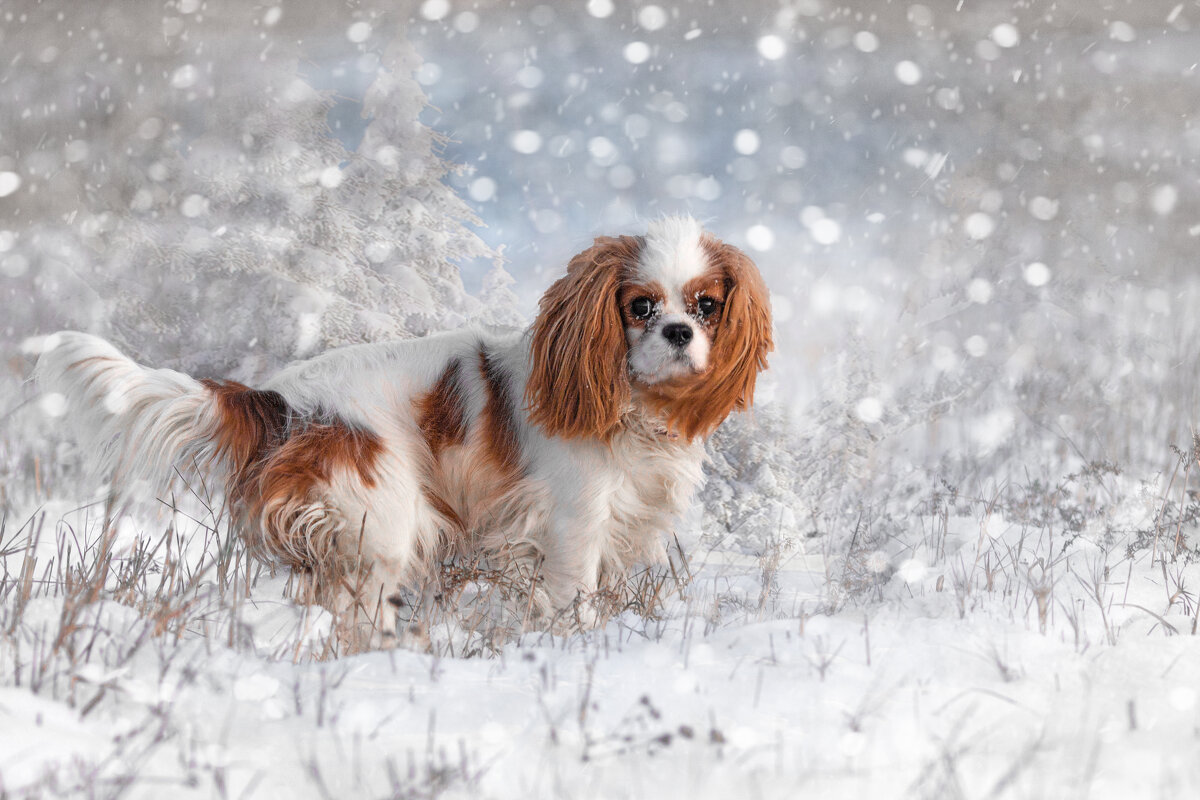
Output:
[
  {"xmin": 525, "ymin": 235, "xmax": 641, "ymax": 440},
  {"xmin": 666, "ymin": 238, "xmax": 774, "ymax": 440}
]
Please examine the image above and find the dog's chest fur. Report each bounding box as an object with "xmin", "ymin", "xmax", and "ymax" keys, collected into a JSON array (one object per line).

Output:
[{"xmin": 587, "ymin": 418, "xmax": 706, "ymax": 572}]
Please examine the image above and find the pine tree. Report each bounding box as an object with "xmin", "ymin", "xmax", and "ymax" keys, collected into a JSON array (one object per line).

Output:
[{"xmin": 2, "ymin": 1, "xmax": 511, "ymax": 381}]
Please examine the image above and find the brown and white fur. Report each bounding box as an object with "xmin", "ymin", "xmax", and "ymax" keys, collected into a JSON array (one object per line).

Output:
[{"xmin": 34, "ymin": 217, "xmax": 773, "ymax": 640}]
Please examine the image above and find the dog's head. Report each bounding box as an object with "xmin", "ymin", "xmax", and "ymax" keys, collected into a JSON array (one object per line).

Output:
[{"xmin": 526, "ymin": 216, "xmax": 773, "ymax": 441}]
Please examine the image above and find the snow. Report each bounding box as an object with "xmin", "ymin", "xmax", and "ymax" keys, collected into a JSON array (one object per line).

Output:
[
  {"xmin": 894, "ymin": 60, "xmax": 923, "ymax": 86},
  {"xmin": 509, "ymin": 130, "xmax": 544, "ymax": 155},
  {"xmin": 2, "ymin": 495, "xmax": 1199, "ymax": 798},
  {"xmin": 744, "ymin": 224, "xmax": 775, "ymax": 252},
  {"xmin": 623, "ymin": 42, "xmax": 652, "ymax": 65},
  {"xmin": 855, "ymin": 397, "xmax": 884, "ymax": 424},
  {"xmin": 587, "ymin": 0, "xmax": 615, "ymax": 20},
  {"xmin": 756, "ymin": 35, "xmax": 787, "ymax": 61},
  {"xmin": 1023, "ymin": 262, "xmax": 1052, "ymax": 287},
  {"xmin": 5, "ymin": 0, "xmax": 1200, "ymax": 797},
  {"xmin": 347, "ymin": 22, "xmax": 373, "ymax": 44},
  {"xmin": 0, "ymin": 173, "xmax": 21, "ymax": 198},
  {"xmin": 963, "ymin": 212, "xmax": 994, "ymax": 240}
]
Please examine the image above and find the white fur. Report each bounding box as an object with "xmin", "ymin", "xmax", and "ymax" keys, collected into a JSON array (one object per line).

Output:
[
  {"xmin": 32, "ymin": 332, "xmax": 225, "ymax": 504},
  {"xmin": 638, "ymin": 216, "xmax": 708, "ymax": 294}
]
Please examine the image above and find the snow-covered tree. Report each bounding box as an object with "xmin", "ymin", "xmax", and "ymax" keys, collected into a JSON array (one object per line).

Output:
[{"xmin": 1, "ymin": 0, "xmax": 513, "ymax": 381}]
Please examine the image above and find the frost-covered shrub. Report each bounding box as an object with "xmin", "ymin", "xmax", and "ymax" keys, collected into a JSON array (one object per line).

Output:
[
  {"xmin": 701, "ymin": 334, "xmax": 970, "ymax": 564},
  {"xmin": 0, "ymin": 1, "xmax": 513, "ymax": 380},
  {"xmin": 701, "ymin": 403, "xmax": 807, "ymax": 557}
]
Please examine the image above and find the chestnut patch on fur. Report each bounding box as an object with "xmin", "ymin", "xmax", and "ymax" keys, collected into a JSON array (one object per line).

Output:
[
  {"xmin": 424, "ymin": 491, "xmax": 468, "ymax": 538},
  {"xmin": 414, "ymin": 359, "xmax": 467, "ymax": 457},
  {"xmin": 248, "ymin": 419, "xmax": 384, "ymax": 574},
  {"xmin": 681, "ymin": 270, "xmax": 727, "ymax": 329},
  {"xmin": 618, "ymin": 282, "xmax": 666, "ymax": 329},
  {"xmin": 202, "ymin": 379, "xmax": 383, "ymax": 573},
  {"xmin": 527, "ymin": 234, "xmax": 644, "ymax": 440},
  {"xmin": 200, "ymin": 379, "xmax": 291, "ymax": 473},
  {"xmin": 256, "ymin": 421, "xmax": 384, "ymax": 491},
  {"xmin": 413, "ymin": 360, "xmax": 469, "ymax": 534},
  {"xmin": 479, "ymin": 348, "xmax": 524, "ymax": 479}
]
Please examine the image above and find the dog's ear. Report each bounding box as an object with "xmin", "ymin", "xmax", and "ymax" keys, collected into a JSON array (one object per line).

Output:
[
  {"xmin": 665, "ymin": 238, "xmax": 774, "ymax": 440},
  {"xmin": 526, "ymin": 235, "xmax": 641, "ymax": 440}
]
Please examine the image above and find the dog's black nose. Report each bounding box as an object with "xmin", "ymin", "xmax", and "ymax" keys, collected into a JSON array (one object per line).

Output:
[{"xmin": 662, "ymin": 323, "xmax": 693, "ymax": 347}]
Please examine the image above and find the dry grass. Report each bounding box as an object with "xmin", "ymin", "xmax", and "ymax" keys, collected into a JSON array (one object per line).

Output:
[
  {"xmin": 5, "ymin": 369, "xmax": 1200, "ymax": 797},
  {"xmin": 0, "ymin": 445, "xmax": 700, "ymax": 670}
]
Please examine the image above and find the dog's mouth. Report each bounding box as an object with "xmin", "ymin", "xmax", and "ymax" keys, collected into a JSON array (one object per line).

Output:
[
  {"xmin": 626, "ymin": 331, "xmax": 711, "ymax": 385},
  {"xmin": 633, "ymin": 357, "xmax": 709, "ymax": 387},
  {"xmin": 671, "ymin": 349, "xmax": 711, "ymax": 375}
]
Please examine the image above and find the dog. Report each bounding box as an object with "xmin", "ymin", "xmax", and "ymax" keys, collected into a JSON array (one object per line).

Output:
[{"xmin": 34, "ymin": 216, "xmax": 772, "ymax": 642}]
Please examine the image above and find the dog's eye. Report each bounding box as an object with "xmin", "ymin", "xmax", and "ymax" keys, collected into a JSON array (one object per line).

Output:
[
  {"xmin": 630, "ymin": 297, "xmax": 654, "ymax": 319},
  {"xmin": 696, "ymin": 296, "xmax": 718, "ymax": 317}
]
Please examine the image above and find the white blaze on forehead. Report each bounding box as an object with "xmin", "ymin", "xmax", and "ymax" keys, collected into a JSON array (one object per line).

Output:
[
  {"xmin": 625, "ymin": 217, "xmax": 714, "ymax": 382},
  {"xmin": 637, "ymin": 216, "xmax": 709, "ymax": 293}
]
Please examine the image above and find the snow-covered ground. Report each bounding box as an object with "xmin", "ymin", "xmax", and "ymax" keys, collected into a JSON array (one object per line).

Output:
[
  {"xmin": 4, "ymin": 0, "xmax": 1200, "ymax": 797},
  {"xmin": 3, "ymin": 477, "xmax": 1199, "ymax": 798}
]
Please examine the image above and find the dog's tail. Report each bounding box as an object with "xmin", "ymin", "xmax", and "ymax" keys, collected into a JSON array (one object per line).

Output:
[{"xmin": 33, "ymin": 332, "xmax": 288, "ymax": 510}]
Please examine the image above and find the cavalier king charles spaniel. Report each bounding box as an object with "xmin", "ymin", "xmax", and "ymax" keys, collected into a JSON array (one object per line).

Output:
[{"xmin": 35, "ymin": 216, "xmax": 773, "ymax": 642}]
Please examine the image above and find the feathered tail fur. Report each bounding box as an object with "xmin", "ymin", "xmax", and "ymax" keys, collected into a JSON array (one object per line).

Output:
[
  {"xmin": 33, "ymin": 332, "xmax": 237, "ymax": 510},
  {"xmin": 34, "ymin": 332, "xmax": 372, "ymax": 587}
]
